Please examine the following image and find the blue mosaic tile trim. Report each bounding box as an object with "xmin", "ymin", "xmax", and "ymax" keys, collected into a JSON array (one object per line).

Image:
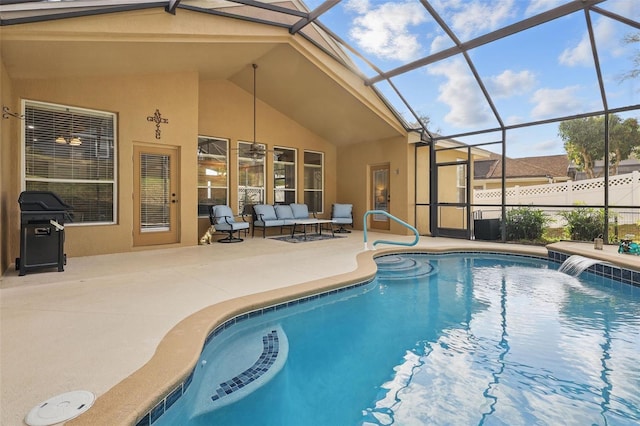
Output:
[
  {"xmin": 378, "ymin": 250, "xmax": 547, "ymax": 262},
  {"xmin": 204, "ymin": 280, "xmax": 372, "ymax": 347},
  {"xmin": 137, "ymin": 278, "xmax": 372, "ymax": 425},
  {"xmin": 547, "ymin": 250, "xmax": 640, "ymax": 287},
  {"xmin": 211, "ymin": 329, "xmax": 279, "ymax": 402},
  {"xmin": 136, "ymin": 249, "xmax": 638, "ymax": 425},
  {"xmin": 380, "ymin": 250, "xmax": 639, "ymax": 287}
]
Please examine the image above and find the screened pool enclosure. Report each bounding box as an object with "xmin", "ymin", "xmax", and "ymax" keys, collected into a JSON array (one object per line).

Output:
[{"xmin": 2, "ymin": 0, "xmax": 639, "ymax": 244}]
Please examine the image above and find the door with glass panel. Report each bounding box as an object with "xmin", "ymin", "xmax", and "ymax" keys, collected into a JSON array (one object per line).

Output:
[
  {"xmin": 370, "ymin": 164, "xmax": 390, "ymax": 230},
  {"xmin": 434, "ymin": 159, "xmax": 469, "ymax": 239},
  {"xmin": 133, "ymin": 144, "xmax": 180, "ymax": 246}
]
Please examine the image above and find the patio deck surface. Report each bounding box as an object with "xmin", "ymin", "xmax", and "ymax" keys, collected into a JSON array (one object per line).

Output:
[{"xmin": 0, "ymin": 232, "xmax": 632, "ymax": 425}]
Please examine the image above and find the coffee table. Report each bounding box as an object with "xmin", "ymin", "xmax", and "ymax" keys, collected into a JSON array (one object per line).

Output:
[{"xmin": 289, "ymin": 219, "xmax": 336, "ymax": 240}]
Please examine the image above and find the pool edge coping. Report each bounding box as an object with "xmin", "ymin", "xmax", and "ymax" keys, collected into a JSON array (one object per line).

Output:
[{"xmin": 66, "ymin": 244, "xmax": 635, "ymax": 426}]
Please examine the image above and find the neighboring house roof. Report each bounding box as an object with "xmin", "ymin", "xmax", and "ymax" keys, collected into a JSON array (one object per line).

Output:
[{"xmin": 474, "ymin": 153, "xmax": 570, "ymax": 180}]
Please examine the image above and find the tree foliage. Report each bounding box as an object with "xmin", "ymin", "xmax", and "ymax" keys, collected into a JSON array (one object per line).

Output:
[
  {"xmin": 558, "ymin": 114, "xmax": 640, "ymax": 178},
  {"xmin": 620, "ymin": 32, "xmax": 639, "ymax": 82}
]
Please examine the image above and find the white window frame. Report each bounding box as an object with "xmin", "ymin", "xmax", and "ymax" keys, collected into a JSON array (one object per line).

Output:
[
  {"xmin": 273, "ymin": 146, "xmax": 297, "ymax": 204},
  {"xmin": 197, "ymin": 136, "xmax": 229, "ymax": 217},
  {"xmin": 303, "ymin": 150, "xmax": 324, "ymax": 214},
  {"xmin": 456, "ymin": 158, "xmax": 466, "ymax": 205},
  {"xmin": 237, "ymin": 141, "xmax": 266, "ymax": 214},
  {"xmin": 22, "ymin": 99, "xmax": 118, "ymax": 226}
]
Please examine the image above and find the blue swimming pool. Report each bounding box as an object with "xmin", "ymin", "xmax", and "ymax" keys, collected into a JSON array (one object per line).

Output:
[{"xmin": 153, "ymin": 253, "xmax": 640, "ymax": 426}]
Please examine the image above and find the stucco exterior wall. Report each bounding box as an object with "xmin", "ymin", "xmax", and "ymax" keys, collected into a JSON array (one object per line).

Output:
[
  {"xmin": 0, "ymin": 57, "xmax": 18, "ymax": 275},
  {"xmin": 0, "ymin": 73, "xmax": 345, "ymax": 270},
  {"xmin": 0, "ymin": 7, "xmax": 408, "ymax": 272},
  {"xmin": 337, "ymin": 136, "xmax": 414, "ymax": 235},
  {"xmin": 197, "ymin": 79, "xmax": 337, "ymax": 237},
  {"xmin": 8, "ymin": 71, "xmax": 200, "ymax": 260}
]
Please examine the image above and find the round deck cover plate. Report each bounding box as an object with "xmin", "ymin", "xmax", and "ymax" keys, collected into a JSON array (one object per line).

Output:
[{"xmin": 25, "ymin": 390, "xmax": 95, "ymax": 426}]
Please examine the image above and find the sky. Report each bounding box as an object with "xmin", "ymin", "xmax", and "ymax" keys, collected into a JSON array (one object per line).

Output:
[{"xmin": 305, "ymin": 0, "xmax": 640, "ymax": 158}]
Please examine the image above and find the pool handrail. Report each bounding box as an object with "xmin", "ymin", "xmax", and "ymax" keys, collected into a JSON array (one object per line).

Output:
[{"xmin": 363, "ymin": 210, "xmax": 420, "ymax": 250}]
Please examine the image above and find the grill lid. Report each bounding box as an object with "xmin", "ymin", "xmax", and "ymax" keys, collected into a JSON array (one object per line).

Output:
[{"xmin": 18, "ymin": 191, "xmax": 73, "ymax": 212}]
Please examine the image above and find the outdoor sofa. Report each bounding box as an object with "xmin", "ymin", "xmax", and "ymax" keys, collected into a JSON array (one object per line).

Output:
[{"xmin": 252, "ymin": 203, "xmax": 316, "ymax": 238}]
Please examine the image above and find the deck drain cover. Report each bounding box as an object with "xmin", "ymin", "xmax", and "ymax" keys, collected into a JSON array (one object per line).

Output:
[{"xmin": 25, "ymin": 390, "xmax": 95, "ymax": 426}]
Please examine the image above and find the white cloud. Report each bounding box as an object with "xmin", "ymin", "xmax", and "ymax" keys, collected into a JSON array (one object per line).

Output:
[
  {"xmin": 531, "ymin": 138, "xmax": 560, "ymax": 153},
  {"xmin": 343, "ymin": 0, "xmax": 369, "ymax": 14},
  {"xmin": 559, "ymin": 15, "xmax": 626, "ymax": 67},
  {"xmin": 487, "ymin": 69, "xmax": 537, "ymax": 98},
  {"xmin": 608, "ymin": 0, "xmax": 640, "ymax": 17},
  {"xmin": 593, "ymin": 17, "xmax": 627, "ymax": 58},
  {"xmin": 428, "ymin": 58, "xmax": 493, "ymax": 127},
  {"xmin": 447, "ymin": 0, "xmax": 516, "ymax": 40},
  {"xmin": 530, "ymin": 86, "xmax": 583, "ymax": 119},
  {"xmin": 430, "ymin": 33, "xmax": 453, "ymax": 53},
  {"xmin": 344, "ymin": 0, "xmax": 428, "ymax": 61},
  {"xmin": 558, "ymin": 31, "xmax": 592, "ymax": 67},
  {"xmin": 525, "ymin": 0, "xmax": 564, "ymax": 16},
  {"xmin": 505, "ymin": 114, "xmax": 524, "ymax": 125}
]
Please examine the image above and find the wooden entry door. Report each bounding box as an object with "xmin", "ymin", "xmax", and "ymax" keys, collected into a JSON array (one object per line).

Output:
[
  {"xmin": 370, "ymin": 163, "xmax": 390, "ymax": 231},
  {"xmin": 133, "ymin": 144, "xmax": 180, "ymax": 246}
]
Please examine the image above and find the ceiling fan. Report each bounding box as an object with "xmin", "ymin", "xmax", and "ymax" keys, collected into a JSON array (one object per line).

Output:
[{"xmin": 235, "ymin": 64, "xmax": 282, "ymax": 160}]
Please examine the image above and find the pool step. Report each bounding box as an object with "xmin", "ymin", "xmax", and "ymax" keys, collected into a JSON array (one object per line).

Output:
[
  {"xmin": 188, "ymin": 324, "xmax": 289, "ymax": 418},
  {"xmin": 375, "ymin": 255, "xmax": 435, "ymax": 280}
]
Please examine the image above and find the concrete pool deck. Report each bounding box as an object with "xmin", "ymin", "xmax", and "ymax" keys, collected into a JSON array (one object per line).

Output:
[{"xmin": 0, "ymin": 232, "xmax": 634, "ymax": 425}]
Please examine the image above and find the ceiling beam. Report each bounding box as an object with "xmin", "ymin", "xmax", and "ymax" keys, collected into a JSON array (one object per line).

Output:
[
  {"xmin": 290, "ymin": 0, "xmax": 339, "ymax": 35},
  {"xmin": 165, "ymin": 0, "xmax": 181, "ymax": 15}
]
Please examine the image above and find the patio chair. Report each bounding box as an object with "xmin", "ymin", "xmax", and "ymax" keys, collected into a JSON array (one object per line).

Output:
[
  {"xmin": 210, "ymin": 205, "xmax": 250, "ymax": 243},
  {"xmin": 331, "ymin": 203, "xmax": 353, "ymax": 233}
]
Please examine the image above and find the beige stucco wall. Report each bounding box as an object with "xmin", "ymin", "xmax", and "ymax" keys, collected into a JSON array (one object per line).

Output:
[
  {"xmin": 7, "ymin": 71, "xmax": 200, "ymax": 260},
  {"xmin": 0, "ymin": 8, "xmax": 410, "ymax": 272},
  {"xmin": 197, "ymin": 79, "xmax": 337, "ymax": 237},
  {"xmin": 0, "ymin": 55, "xmax": 17, "ymax": 275},
  {"xmin": 337, "ymin": 136, "xmax": 414, "ymax": 235},
  {"xmin": 2, "ymin": 72, "xmax": 345, "ymax": 266}
]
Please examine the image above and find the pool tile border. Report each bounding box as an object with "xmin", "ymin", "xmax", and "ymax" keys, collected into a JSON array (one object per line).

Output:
[
  {"xmin": 547, "ymin": 250, "xmax": 640, "ymax": 287},
  {"xmin": 211, "ymin": 329, "xmax": 279, "ymax": 402},
  {"xmin": 135, "ymin": 278, "xmax": 373, "ymax": 426},
  {"xmin": 136, "ymin": 249, "xmax": 638, "ymax": 425}
]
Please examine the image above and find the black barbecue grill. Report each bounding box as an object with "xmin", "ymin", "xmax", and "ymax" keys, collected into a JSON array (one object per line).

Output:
[{"xmin": 17, "ymin": 191, "xmax": 73, "ymax": 276}]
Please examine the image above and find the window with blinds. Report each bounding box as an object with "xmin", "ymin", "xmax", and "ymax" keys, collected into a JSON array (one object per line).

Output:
[
  {"xmin": 140, "ymin": 153, "xmax": 170, "ymax": 231},
  {"xmin": 23, "ymin": 101, "xmax": 116, "ymax": 224}
]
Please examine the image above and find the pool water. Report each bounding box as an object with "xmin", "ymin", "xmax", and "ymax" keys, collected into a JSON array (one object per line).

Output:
[{"xmin": 157, "ymin": 253, "xmax": 640, "ymax": 425}]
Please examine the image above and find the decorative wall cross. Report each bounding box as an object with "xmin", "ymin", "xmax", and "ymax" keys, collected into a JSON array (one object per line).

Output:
[{"xmin": 146, "ymin": 109, "xmax": 168, "ymax": 139}]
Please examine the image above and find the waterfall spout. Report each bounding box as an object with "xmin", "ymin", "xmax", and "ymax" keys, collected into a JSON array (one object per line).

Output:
[{"xmin": 558, "ymin": 254, "xmax": 606, "ymax": 276}]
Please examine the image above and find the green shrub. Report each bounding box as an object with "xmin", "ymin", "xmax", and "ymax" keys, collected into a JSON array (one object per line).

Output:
[
  {"xmin": 560, "ymin": 207, "xmax": 605, "ymax": 241},
  {"xmin": 504, "ymin": 207, "xmax": 548, "ymax": 241}
]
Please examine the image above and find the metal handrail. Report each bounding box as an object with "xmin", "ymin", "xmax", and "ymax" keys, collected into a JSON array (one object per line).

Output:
[{"xmin": 363, "ymin": 210, "xmax": 420, "ymax": 250}]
